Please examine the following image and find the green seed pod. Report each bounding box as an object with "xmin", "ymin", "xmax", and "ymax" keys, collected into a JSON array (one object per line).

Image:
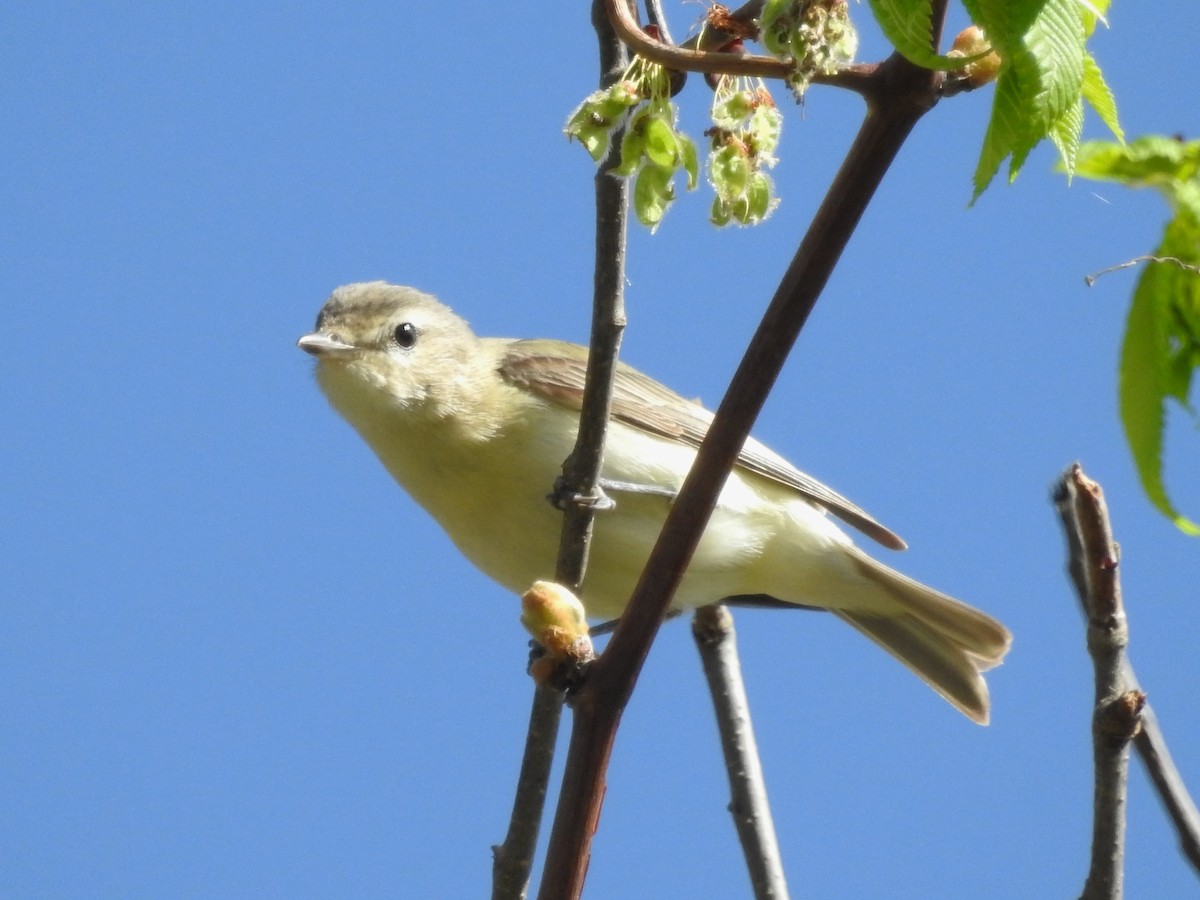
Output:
[
  {"xmin": 746, "ymin": 172, "xmax": 773, "ymax": 223},
  {"xmin": 710, "ymin": 196, "xmax": 732, "ymax": 227},
  {"xmin": 711, "ymin": 143, "xmax": 751, "ymax": 200},
  {"xmin": 614, "ymin": 126, "xmax": 647, "ymax": 177},
  {"xmin": 749, "ymin": 104, "xmax": 783, "ymax": 157},
  {"xmin": 643, "ymin": 115, "xmax": 679, "ymax": 170},
  {"xmin": 634, "ymin": 165, "xmax": 674, "ymax": 229}
]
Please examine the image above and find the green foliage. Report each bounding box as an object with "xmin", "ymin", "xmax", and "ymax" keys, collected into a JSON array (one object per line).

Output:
[
  {"xmin": 708, "ymin": 79, "xmax": 783, "ymax": 227},
  {"xmin": 565, "ymin": 60, "xmax": 698, "ymax": 231},
  {"xmin": 868, "ymin": 0, "xmax": 981, "ymax": 70},
  {"xmin": 566, "ymin": 60, "xmax": 787, "ymax": 231},
  {"xmin": 961, "ymin": 0, "xmax": 1121, "ymax": 201},
  {"xmin": 564, "ymin": 81, "xmax": 641, "ymax": 163},
  {"xmin": 1075, "ymin": 136, "xmax": 1200, "ymax": 534}
]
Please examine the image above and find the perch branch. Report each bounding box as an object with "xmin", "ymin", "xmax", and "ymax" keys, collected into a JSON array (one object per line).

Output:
[{"xmin": 491, "ymin": 8, "xmax": 630, "ymax": 898}]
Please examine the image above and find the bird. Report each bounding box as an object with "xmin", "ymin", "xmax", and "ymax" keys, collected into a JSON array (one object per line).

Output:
[{"xmin": 298, "ymin": 281, "xmax": 1011, "ymax": 723}]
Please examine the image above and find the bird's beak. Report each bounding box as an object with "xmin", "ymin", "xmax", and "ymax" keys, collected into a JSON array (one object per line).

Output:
[{"xmin": 297, "ymin": 332, "xmax": 357, "ymax": 359}]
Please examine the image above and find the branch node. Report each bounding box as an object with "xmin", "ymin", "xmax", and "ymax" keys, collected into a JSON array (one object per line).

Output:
[
  {"xmin": 549, "ymin": 478, "xmax": 616, "ymax": 513},
  {"xmin": 691, "ymin": 603, "xmax": 734, "ymax": 648},
  {"xmin": 1096, "ymin": 690, "xmax": 1147, "ymax": 743}
]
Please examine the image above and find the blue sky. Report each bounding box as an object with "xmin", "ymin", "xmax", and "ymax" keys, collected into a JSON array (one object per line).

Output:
[{"xmin": 4, "ymin": 3, "xmax": 1199, "ymax": 897}]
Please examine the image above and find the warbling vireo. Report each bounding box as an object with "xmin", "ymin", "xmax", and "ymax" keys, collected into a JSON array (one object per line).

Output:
[{"xmin": 298, "ymin": 282, "xmax": 1011, "ymax": 723}]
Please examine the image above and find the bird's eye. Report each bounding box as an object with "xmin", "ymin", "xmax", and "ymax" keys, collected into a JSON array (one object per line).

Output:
[{"xmin": 393, "ymin": 322, "xmax": 418, "ymax": 349}]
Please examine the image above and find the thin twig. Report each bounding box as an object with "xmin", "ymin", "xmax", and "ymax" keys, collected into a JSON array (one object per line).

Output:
[
  {"xmin": 552, "ymin": 4, "xmax": 630, "ymax": 586},
  {"xmin": 492, "ymin": 685, "xmax": 566, "ymax": 900},
  {"xmin": 1084, "ymin": 255, "xmax": 1200, "ymax": 287},
  {"xmin": 1055, "ymin": 464, "xmax": 1200, "ymax": 881},
  {"xmin": 537, "ymin": 3, "xmax": 954, "ymax": 891},
  {"xmin": 693, "ymin": 606, "xmax": 789, "ymax": 900},
  {"xmin": 1130, "ymin": 697, "xmax": 1200, "ymax": 874},
  {"xmin": 1054, "ymin": 464, "xmax": 1143, "ymax": 900},
  {"xmin": 490, "ymin": 8, "xmax": 630, "ymax": 898},
  {"xmin": 643, "ymin": 0, "xmax": 675, "ymax": 46}
]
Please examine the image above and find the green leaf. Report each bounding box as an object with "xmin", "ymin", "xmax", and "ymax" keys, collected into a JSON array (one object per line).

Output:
[
  {"xmin": 1119, "ymin": 240, "xmax": 1200, "ymax": 535},
  {"xmin": 1162, "ymin": 214, "xmax": 1200, "ymax": 410},
  {"xmin": 869, "ymin": 0, "xmax": 980, "ymax": 70},
  {"xmin": 1164, "ymin": 345, "xmax": 1198, "ymax": 408},
  {"xmin": 1078, "ymin": 0, "xmax": 1112, "ymax": 36},
  {"xmin": 1049, "ymin": 96, "xmax": 1084, "ymax": 177},
  {"xmin": 1081, "ymin": 52, "xmax": 1122, "ymax": 142},
  {"xmin": 1074, "ymin": 136, "xmax": 1200, "ymax": 191},
  {"xmin": 1076, "ymin": 135, "xmax": 1200, "ymax": 532},
  {"xmin": 967, "ymin": 0, "xmax": 1093, "ymax": 201},
  {"xmin": 972, "ymin": 70, "xmax": 1032, "ymax": 196}
]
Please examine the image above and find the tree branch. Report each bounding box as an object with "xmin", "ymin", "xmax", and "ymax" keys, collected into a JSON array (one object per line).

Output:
[
  {"xmin": 537, "ymin": 4, "xmax": 953, "ymax": 890},
  {"xmin": 491, "ymin": 7, "xmax": 630, "ymax": 898},
  {"xmin": 693, "ymin": 606, "xmax": 789, "ymax": 899},
  {"xmin": 1131, "ymin": 698, "xmax": 1200, "ymax": 875},
  {"xmin": 492, "ymin": 685, "xmax": 566, "ymax": 900},
  {"xmin": 1055, "ymin": 463, "xmax": 1200, "ymax": 885},
  {"xmin": 604, "ymin": 0, "xmax": 878, "ymax": 95},
  {"xmin": 1054, "ymin": 463, "xmax": 1142, "ymax": 900}
]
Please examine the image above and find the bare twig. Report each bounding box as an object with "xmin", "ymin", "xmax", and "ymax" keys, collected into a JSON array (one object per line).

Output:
[
  {"xmin": 551, "ymin": 3, "xmax": 630, "ymax": 585},
  {"xmin": 1084, "ymin": 255, "xmax": 1200, "ymax": 287},
  {"xmin": 1054, "ymin": 464, "xmax": 1143, "ymax": 900},
  {"xmin": 492, "ymin": 685, "xmax": 566, "ymax": 900},
  {"xmin": 693, "ymin": 606, "xmax": 789, "ymax": 899},
  {"xmin": 537, "ymin": 1, "xmax": 954, "ymax": 890},
  {"xmin": 491, "ymin": 8, "xmax": 630, "ymax": 898},
  {"xmin": 1131, "ymin": 698, "xmax": 1200, "ymax": 874},
  {"xmin": 1055, "ymin": 463, "xmax": 1200, "ymax": 882},
  {"xmin": 643, "ymin": 0, "xmax": 675, "ymax": 46}
]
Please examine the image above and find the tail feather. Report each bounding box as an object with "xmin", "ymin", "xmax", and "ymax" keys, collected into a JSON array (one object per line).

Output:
[
  {"xmin": 846, "ymin": 546, "xmax": 1010, "ymax": 664},
  {"xmin": 835, "ymin": 609, "xmax": 994, "ymax": 724},
  {"xmin": 836, "ymin": 547, "xmax": 1013, "ymax": 724}
]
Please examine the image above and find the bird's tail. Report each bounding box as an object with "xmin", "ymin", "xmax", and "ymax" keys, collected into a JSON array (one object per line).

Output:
[{"xmin": 834, "ymin": 547, "xmax": 1012, "ymax": 725}]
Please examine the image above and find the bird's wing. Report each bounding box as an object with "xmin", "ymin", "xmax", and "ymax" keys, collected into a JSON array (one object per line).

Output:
[{"xmin": 496, "ymin": 339, "xmax": 906, "ymax": 550}]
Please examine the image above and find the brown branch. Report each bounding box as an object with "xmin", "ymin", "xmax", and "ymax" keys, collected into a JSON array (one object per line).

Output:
[
  {"xmin": 1055, "ymin": 463, "xmax": 1200, "ymax": 884},
  {"xmin": 536, "ymin": 4, "xmax": 953, "ymax": 892},
  {"xmin": 1054, "ymin": 464, "xmax": 1142, "ymax": 900},
  {"xmin": 644, "ymin": 0, "xmax": 675, "ymax": 46},
  {"xmin": 491, "ymin": 8, "xmax": 631, "ymax": 898},
  {"xmin": 604, "ymin": 0, "xmax": 878, "ymax": 95},
  {"xmin": 693, "ymin": 606, "xmax": 788, "ymax": 899}
]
